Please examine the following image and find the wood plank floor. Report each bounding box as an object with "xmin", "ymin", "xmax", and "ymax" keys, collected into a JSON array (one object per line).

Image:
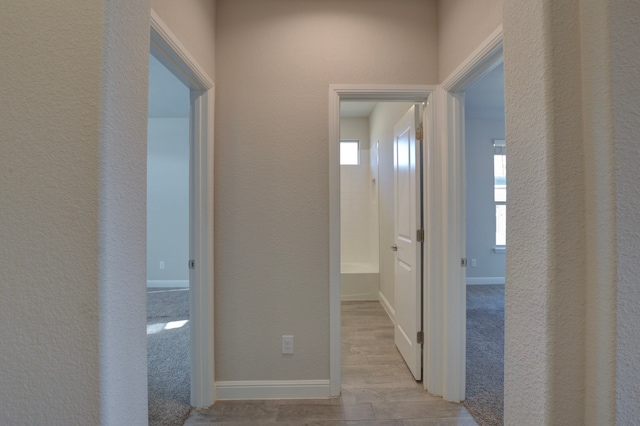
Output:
[{"xmin": 184, "ymin": 301, "xmax": 476, "ymax": 425}]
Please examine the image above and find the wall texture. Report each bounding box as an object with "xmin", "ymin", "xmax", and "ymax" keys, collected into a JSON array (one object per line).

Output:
[
  {"xmin": 99, "ymin": 1, "xmax": 150, "ymax": 424},
  {"xmin": 438, "ymin": 0, "xmax": 503, "ymax": 81},
  {"xmin": 0, "ymin": 2, "xmax": 104, "ymax": 423},
  {"xmin": 503, "ymin": 0, "xmax": 640, "ymax": 424},
  {"xmin": 215, "ymin": 0, "xmax": 438, "ymax": 382},
  {"xmin": 610, "ymin": 2, "xmax": 640, "ymax": 420},
  {"xmin": 151, "ymin": 0, "xmax": 217, "ymax": 80},
  {"xmin": 369, "ymin": 102, "xmax": 415, "ymax": 309},
  {"xmin": 0, "ymin": 1, "xmax": 150, "ymax": 425}
]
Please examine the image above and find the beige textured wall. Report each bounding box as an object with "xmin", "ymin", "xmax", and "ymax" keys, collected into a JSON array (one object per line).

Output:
[
  {"xmin": 152, "ymin": 0, "xmax": 216, "ymax": 80},
  {"xmin": 438, "ymin": 0, "xmax": 502, "ymax": 81},
  {"xmin": 0, "ymin": 1, "xmax": 150, "ymax": 424},
  {"xmin": 504, "ymin": 0, "xmax": 640, "ymax": 424},
  {"xmin": 0, "ymin": 3, "xmax": 103, "ymax": 423},
  {"xmin": 215, "ymin": 0, "xmax": 438, "ymax": 382}
]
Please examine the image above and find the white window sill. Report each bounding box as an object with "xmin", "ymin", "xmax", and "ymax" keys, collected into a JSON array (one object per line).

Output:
[{"xmin": 493, "ymin": 246, "xmax": 506, "ymax": 254}]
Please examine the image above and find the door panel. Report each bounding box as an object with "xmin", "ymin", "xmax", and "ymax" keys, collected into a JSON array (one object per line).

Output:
[{"xmin": 393, "ymin": 105, "xmax": 422, "ymax": 380}]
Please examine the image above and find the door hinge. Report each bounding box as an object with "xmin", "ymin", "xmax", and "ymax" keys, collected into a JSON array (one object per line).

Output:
[
  {"xmin": 188, "ymin": 259, "xmax": 196, "ymax": 270},
  {"xmin": 416, "ymin": 126, "xmax": 424, "ymax": 142},
  {"xmin": 461, "ymin": 258, "xmax": 467, "ymax": 267},
  {"xmin": 417, "ymin": 331, "xmax": 424, "ymax": 345},
  {"xmin": 416, "ymin": 229, "xmax": 424, "ymax": 243}
]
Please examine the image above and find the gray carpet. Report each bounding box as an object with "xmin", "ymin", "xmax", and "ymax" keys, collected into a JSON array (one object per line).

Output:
[
  {"xmin": 464, "ymin": 284, "xmax": 505, "ymax": 426},
  {"xmin": 147, "ymin": 288, "xmax": 192, "ymax": 426}
]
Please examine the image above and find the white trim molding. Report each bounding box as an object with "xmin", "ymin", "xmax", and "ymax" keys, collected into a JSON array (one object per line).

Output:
[
  {"xmin": 433, "ymin": 25, "xmax": 504, "ymax": 403},
  {"xmin": 147, "ymin": 280, "xmax": 189, "ymax": 288},
  {"xmin": 215, "ymin": 380, "xmax": 331, "ymax": 400},
  {"xmin": 150, "ymin": 10, "xmax": 216, "ymax": 409},
  {"xmin": 466, "ymin": 277, "xmax": 505, "ymax": 285}
]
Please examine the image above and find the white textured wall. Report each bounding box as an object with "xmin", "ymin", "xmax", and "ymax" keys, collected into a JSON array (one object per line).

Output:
[
  {"xmin": 99, "ymin": 1, "xmax": 150, "ymax": 424},
  {"xmin": 340, "ymin": 118, "xmax": 377, "ymax": 266},
  {"xmin": 504, "ymin": 0, "xmax": 640, "ymax": 424},
  {"xmin": 151, "ymin": 0, "xmax": 216, "ymax": 80},
  {"xmin": 0, "ymin": 1, "xmax": 150, "ymax": 425},
  {"xmin": 369, "ymin": 102, "xmax": 414, "ymax": 309},
  {"xmin": 215, "ymin": 0, "xmax": 438, "ymax": 382},
  {"xmin": 504, "ymin": 1, "xmax": 587, "ymax": 423},
  {"xmin": 465, "ymin": 117, "xmax": 505, "ymax": 279},
  {"xmin": 438, "ymin": 0, "xmax": 503, "ymax": 80},
  {"xmin": 608, "ymin": 1, "xmax": 640, "ymax": 422},
  {"xmin": 0, "ymin": 2, "xmax": 104, "ymax": 423}
]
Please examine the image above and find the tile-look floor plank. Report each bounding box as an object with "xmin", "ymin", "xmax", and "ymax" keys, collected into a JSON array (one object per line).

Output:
[{"xmin": 184, "ymin": 301, "xmax": 476, "ymax": 425}]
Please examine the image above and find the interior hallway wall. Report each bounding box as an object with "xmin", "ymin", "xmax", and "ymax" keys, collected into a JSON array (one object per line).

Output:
[
  {"xmin": 504, "ymin": 1, "xmax": 640, "ymax": 424},
  {"xmin": 215, "ymin": 0, "xmax": 438, "ymax": 383},
  {"xmin": 438, "ymin": 0, "xmax": 503, "ymax": 81},
  {"xmin": 1, "ymin": 1, "xmax": 151, "ymax": 425},
  {"xmin": 151, "ymin": 0, "xmax": 217, "ymax": 80}
]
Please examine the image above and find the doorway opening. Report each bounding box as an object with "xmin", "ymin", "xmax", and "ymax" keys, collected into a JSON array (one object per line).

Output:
[
  {"xmin": 339, "ymin": 99, "xmax": 427, "ymax": 399},
  {"xmin": 146, "ymin": 52, "xmax": 192, "ymax": 423},
  {"xmin": 148, "ymin": 11, "xmax": 216, "ymax": 413},
  {"xmin": 329, "ymin": 86, "xmax": 434, "ymax": 399},
  {"xmin": 462, "ymin": 61, "xmax": 506, "ymax": 424}
]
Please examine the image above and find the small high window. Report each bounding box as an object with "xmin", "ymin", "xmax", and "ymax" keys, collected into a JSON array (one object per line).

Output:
[{"xmin": 340, "ymin": 140, "xmax": 359, "ymax": 165}]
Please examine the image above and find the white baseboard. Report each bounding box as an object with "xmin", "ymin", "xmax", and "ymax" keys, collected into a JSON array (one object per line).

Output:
[
  {"xmin": 215, "ymin": 380, "xmax": 330, "ymax": 400},
  {"xmin": 147, "ymin": 280, "xmax": 189, "ymax": 288},
  {"xmin": 341, "ymin": 292, "xmax": 378, "ymax": 301},
  {"xmin": 466, "ymin": 277, "xmax": 505, "ymax": 285},
  {"xmin": 378, "ymin": 291, "xmax": 395, "ymax": 324}
]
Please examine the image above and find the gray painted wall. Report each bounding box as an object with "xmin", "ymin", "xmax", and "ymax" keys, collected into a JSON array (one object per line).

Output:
[
  {"xmin": 465, "ymin": 63, "xmax": 505, "ymax": 281},
  {"xmin": 465, "ymin": 117, "xmax": 505, "ymax": 279},
  {"xmin": 147, "ymin": 118, "xmax": 190, "ymax": 283},
  {"xmin": 147, "ymin": 53, "xmax": 190, "ymax": 286}
]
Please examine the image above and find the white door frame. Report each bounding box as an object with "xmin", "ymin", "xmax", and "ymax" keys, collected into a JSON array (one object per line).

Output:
[
  {"xmin": 435, "ymin": 26, "xmax": 504, "ymax": 402},
  {"xmin": 150, "ymin": 11, "xmax": 216, "ymax": 408},
  {"xmin": 328, "ymin": 85, "xmax": 434, "ymax": 397}
]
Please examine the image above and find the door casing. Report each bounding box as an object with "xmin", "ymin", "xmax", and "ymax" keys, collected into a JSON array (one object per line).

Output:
[
  {"xmin": 151, "ymin": 11, "xmax": 215, "ymax": 408},
  {"xmin": 328, "ymin": 85, "xmax": 433, "ymax": 397},
  {"xmin": 436, "ymin": 26, "xmax": 504, "ymax": 402}
]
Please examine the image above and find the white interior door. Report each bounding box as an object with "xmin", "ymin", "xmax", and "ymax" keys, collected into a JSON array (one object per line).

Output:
[{"xmin": 393, "ymin": 105, "xmax": 422, "ymax": 380}]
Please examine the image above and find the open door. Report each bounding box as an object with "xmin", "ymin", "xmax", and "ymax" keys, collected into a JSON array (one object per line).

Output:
[{"xmin": 393, "ymin": 104, "xmax": 423, "ymax": 380}]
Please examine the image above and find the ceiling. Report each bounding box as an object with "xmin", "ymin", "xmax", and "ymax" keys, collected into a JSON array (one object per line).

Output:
[
  {"xmin": 148, "ymin": 55, "xmax": 190, "ymax": 118},
  {"xmin": 340, "ymin": 101, "xmax": 377, "ymax": 118}
]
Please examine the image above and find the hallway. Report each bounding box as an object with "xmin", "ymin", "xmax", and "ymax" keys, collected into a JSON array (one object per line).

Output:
[{"xmin": 185, "ymin": 301, "xmax": 475, "ymax": 425}]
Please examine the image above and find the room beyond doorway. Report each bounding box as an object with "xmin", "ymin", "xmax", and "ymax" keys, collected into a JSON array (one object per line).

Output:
[{"xmin": 147, "ymin": 52, "xmax": 191, "ymax": 425}]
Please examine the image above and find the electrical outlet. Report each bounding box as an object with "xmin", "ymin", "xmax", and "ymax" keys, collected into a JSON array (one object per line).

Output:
[
  {"xmin": 471, "ymin": 258, "xmax": 477, "ymax": 267},
  {"xmin": 282, "ymin": 335, "xmax": 294, "ymax": 355},
  {"xmin": 159, "ymin": 261, "xmax": 165, "ymax": 270}
]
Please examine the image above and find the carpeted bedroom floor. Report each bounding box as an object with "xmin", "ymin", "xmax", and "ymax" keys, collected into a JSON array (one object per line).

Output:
[
  {"xmin": 464, "ymin": 284, "xmax": 505, "ymax": 426},
  {"xmin": 147, "ymin": 288, "xmax": 191, "ymax": 426}
]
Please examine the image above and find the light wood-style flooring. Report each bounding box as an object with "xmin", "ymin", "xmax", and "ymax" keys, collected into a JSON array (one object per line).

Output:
[{"xmin": 184, "ymin": 301, "xmax": 476, "ymax": 425}]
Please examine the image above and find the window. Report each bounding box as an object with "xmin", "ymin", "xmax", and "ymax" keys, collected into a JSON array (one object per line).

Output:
[
  {"xmin": 340, "ymin": 140, "xmax": 359, "ymax": 165},
  {"xmin": 494, "ymin": 140, "xmax": 506, "ymax": 247}
]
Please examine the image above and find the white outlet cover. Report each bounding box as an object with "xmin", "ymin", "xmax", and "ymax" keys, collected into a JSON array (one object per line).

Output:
[{"xmin": 282, "ymin": 335, "xmax": 294, "ymax": 354}]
